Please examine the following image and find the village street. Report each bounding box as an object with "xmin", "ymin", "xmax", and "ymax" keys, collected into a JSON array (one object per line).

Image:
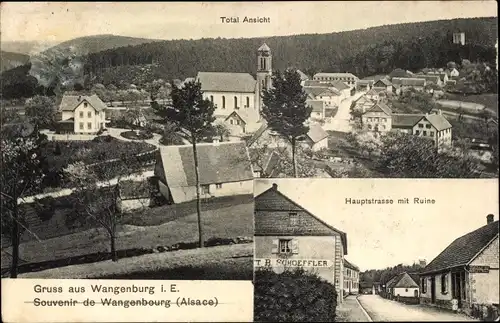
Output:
[
  {"xmin": 357, "ymin": 295, "xmax": 477, "ymax": 322},
  {"xmin": 323, "ymin": 91, "xmax": 365, "ymax": 132}
]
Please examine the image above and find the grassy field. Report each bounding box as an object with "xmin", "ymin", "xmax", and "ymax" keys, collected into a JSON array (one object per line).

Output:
[
  {"xmin": 18, "ymin": 244, "xmax": 253, "ymax": 280},
  {"xmin": 1, "ymin": 197, "xmax": 253, "ymax": 269}
]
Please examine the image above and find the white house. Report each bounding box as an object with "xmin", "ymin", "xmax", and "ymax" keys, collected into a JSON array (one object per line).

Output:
[
  {"xmin": 302, "ymin": 124, "xmax": 329, "ymax": 152},
  {"xmin": 390, "ymin": 272, "xmax": 420, "ymax": 299},
  {"xmin": 57, "ymin": 94, "xmax": 107, "ymax": 134},
  {"xmin": 313, "ymin": 72, "xmax": 358, "ymax": 87},
  {"xmin": 154, "ymin": 141, "xmax": 254, "ymax": 204},
  {"xmin": 303, "ymin": 87, "xmax": 341, "ymax": 108}
]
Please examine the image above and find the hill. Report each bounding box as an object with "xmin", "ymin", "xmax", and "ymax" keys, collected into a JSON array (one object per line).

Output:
[
  {"xmin": 0, "ymin": 51, "xmax": 30, "ymax": 72},
  {"xmin": 1, "ymin": 17, "xmax": 497, "ymax": 99},
  {"xmin": 0, "ymin": 40, "xmax": 59, "ymax": 55},
  {"xmin": 84, "ymin": 17, "xmax": 497, "ymax": 82}
]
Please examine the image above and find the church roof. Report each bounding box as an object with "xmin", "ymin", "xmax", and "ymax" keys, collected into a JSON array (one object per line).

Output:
[
  {"xmin": 196, "ymin": 72, "xmax": 256, "ymax": 93},
  {"xmin": 258, "ymin": 43, "xmax": 271, "ymax": 52}
]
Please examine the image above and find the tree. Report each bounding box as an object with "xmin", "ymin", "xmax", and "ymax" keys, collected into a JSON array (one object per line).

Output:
[
  {"xmin": 64, "ymin": 145, "xmax": 146, "ymax": 261},
  {"xmin": 0, "ymin": 107, "xmax": 23, "ymax": 126},
  {"xmin": 152, "ymin": 80, "xmax": 215, "ymax": 248},
  {"xmin": 261, "ymin": 69, "xmax": 312, "ymax": 177},
  {"xmin": 24, "ymin": 96, "xmax": 57, "ymax": 129},
  {"xmin": 158, "ymin": 122, "xmax": 184, "ymax": 146},
  {"xmin": 1, "ymin": 123, "xmax": 48, "ymax": 277},
  {"xmin": 122, "ymin": 107, "xmax": 143, "ymax": 130},
  {"xmin": 377, "ymin": 132, "xmax": 479, "ymax": 178}
]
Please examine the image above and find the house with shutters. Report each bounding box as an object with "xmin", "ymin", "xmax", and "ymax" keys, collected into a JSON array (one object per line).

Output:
[
  {"xmin": 392, "ymin": 77, "xmax": 427, "ymax": 94},
  {"xmin": 303, "ymin": 86, "xmax": 341, "ymax": 108},
  {"xmin": 361, "ymin": 102, "xmax": 393, "ymax": 133},
  {"xmin": 313, "ymin": 72, "xmax": 358, "ymax": 87},
  {"xmin": 254, "ymin": 183, "xmax": 349, "ymax": 303},
  {"xmin": 154, "ymin": 141, "xmax": 254, "ymax": 203},
  {"xmin": 57, "ymin": 94, "xmax": 107, "ymax": 134},
  {"xmin": 419, "ymin": 214, "xmax": 499, "ymax": 315},
  {"xmin": 344, "ymin": 259, "xmax": 360, "ymax": 295},
  {"xmin": 372, "ymin": 78, "xmax": 395, "ymax": 93}
]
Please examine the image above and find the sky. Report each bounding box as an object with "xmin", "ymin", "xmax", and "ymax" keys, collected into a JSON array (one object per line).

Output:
[
  {"xmin": 254, "ymin": 179, "xmax": 499, "ymax": 272},
  {"xmin": 1, "ymin": 1, "xmax": 498, "ymax": 43}
]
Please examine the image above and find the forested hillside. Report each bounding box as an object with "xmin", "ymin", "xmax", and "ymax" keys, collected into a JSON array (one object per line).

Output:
[
  {"xmin": 0, "ymin": 51, "xmax": 30, "ymax": 72},
  {"xmin": 1, "ymin": 17, "xmax": 497, "ymax": 99},
  {"xmin": 361, "ymin": 262, "xmax": 425, "ymax": 285}
]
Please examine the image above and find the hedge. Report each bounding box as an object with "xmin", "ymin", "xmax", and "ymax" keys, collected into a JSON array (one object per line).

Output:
[
  {"xmin": 120, "ymin": 130, "xmax": 154, "ymax": 140},
  {"xmin": 254, "ymin": 268, "xmax": 337, "ymax": 322}
]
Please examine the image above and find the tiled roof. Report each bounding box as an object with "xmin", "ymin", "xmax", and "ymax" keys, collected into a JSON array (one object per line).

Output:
[
  {"xmin": 408, "ymin": 273, "xmax": 420, "ymax": 286},
  {"xmin": 331, "ymin": 80, "xmax": 350, "ymax": 91},
  {"xmin": 389, "ymin": 68, "xmax": 413, "ymax": 78},
  {"xmin": 296, "ymin": 69, "xmax": 310, "ymax": 81},
  {"xmin": 386, "ymin": 275, "xmax": 400, "ymax": 288},
  {"xmin": 391, "ymin": 77, "xmax": 426, "ymax": 86},
  {"xmin": 366, "ymin": 88, "xmax": 380, "ymax": 96},
  {"xmin": 157, "ymin": 141, "xmax": 253, "ymax": 196},
  {"xmin": 422, "ymin": 220, "xmax": 499, "ymax": 274},
  {"xmin": 424, "ymin": 114, "xmax": 452, "ymax": 131},
  {"xmin": 304, "ymin": 87, "xmax": 340, "ymax": 98},
  {"xmin": 366, "ymin": 102, "xmax": 392, "ymax": 115},
  {"xmin": 59, "ymin": 94, "xmax": 107, "ymax": 112},
  {"xmin": 263, "ymin": 150, "xmax": 281, "ymax": 177},
  {"xmin": 246, "ymin": 121, "xmax": 269, "ymax": 147},
  {"xmin": 314, "ymin": 72, "xmax": 358, "ymax": 79},
  {"xmin": 196, "ymin": 72, "xmax": 256, "ymax": 93},
  {"xmin": 373, "ymin": 78, "xmax": 392, "ymax": 86},
  {"xmin": 255, "ymin": 184, "xmax": 348, "ymax": 254},
  {"xmin": 306, "ymin": 100, "xmax": 325, "ymax": 113},
  {"xmin": 393, "ymin": 272, "xmax": 419, "ymax": 288},
  {"xmin": 344, "ymin": 258, "xmax": 359, "ymax": 271},
  {"xmin": 392, "ymin": 114, "xmax": 424, "ymax": 128},
  {"xmin": 303, "ymin": 80, "xmax": 336, "ymax": 88},
  {"xmin": 225, "ymin": 110, "xmax": 254, "ymax": 124},
  {"xmin": 306, "ymin": 124, "xmax": 328, "ymax": 143}
]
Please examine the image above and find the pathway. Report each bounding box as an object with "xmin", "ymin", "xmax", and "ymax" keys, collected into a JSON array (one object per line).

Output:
[
  {"xmin": 324, "ymin": 91, "xmax": 365, "ymax": 132},
  {"xmin": 336, "ymin": 295, "xmax": 372, "ymax": 322},
  {"xmin": 106, "ymin": 127, "xmax": 191, "ymax": 147},
  {"xmin": 358, "ymin": 295, "xmax": 477, "ymax": 322}
]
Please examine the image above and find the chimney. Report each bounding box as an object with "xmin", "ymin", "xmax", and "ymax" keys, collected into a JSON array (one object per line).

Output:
[
  {"xmin": 487, "ymin": 214, "xmax": 494, "ymax": 224},
  {"xmin": 272, "ymin": 183, "xmax": 278, "ymax": 190}
]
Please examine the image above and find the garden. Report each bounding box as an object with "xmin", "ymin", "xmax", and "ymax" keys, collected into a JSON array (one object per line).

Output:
[{"xmin": 120, "ymin": 130, "xmax": 154, "ymax": 140}]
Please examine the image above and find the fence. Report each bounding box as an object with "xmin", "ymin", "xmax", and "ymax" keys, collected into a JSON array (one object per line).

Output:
[{"xmin": 50, "ymin": 134, "xmax": 97, "ymax": 141}]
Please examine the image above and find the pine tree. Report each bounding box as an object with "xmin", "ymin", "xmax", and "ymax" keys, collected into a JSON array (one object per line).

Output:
[
  {"xmin": 152, "ymin": 81, "xmax": 215, "ymax": 248},
  {"xmin": 261, "ymin": 69, "xmax": 312, "ymax": 177}
]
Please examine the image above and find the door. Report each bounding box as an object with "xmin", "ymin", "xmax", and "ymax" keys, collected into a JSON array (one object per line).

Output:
[
  {"xmin": 430, "ymin": 277, "xmax": 436, "ymax": 304},
  {"xmin": 452, "ymin": 272, "xmax": 464, "ymax": 308}
]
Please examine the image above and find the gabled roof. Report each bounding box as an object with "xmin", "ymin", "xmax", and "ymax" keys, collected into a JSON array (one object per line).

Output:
[
  {"xmin": 421, "ymin": 114, "xmax": 452, "ymax": 131},
  {"xmin": 306, "ymin": 124, "xmax": 328, "ymax": 143},
  {"xmin": 303, "ymin": 80, "xmax": 336, "ymax": 88},
  {"xmin": 389, "ymin": 68, "xmax": 413, "ymax": 78},
  {"xmin": 386, "ymin": 275, "xmax": 400, "ymax": 288},
  {"xmin": 304, "ymin": 87, "xmax": 340, "ymax": 98},
  {"xmin": 373, "ymin": 78, "xmax": 392, "ymax": 86},
  {"xmin": 393, "ymin": 272, "xmax": 419, "ymax": 288},
  {"xmin": 331, "ymin": 80, "xmax": 350, "ymax": 91},
  {"xmin": 225, "ymin": 110, "xmax": 253, "ymax": 124},
  {"xmin": 314, "ymin": 72, "xmax": 358, "ymax": 79},
  {"xmin": 59, "ymin": 94, "xmax": 107, "ymax": 112},
  {"xmin": 408, "ymin": 273, "xmax": 420, "ymax": 286},
  {"xmin": 306, "ymin": 100, "xmax": 325, "ymax": 113},
  {"xmin": 392, "ymin": 114, "xmax": 424, "ymax": 128},
  {"xmin": 255, "ymin": 183, "xmax": 348, "ymax": 254},
  {"xmin": 391, "ymin": 77, "xmax": 426, "ymax": 86},
  {"xmin": 156, "ymin": 142, "xmax": 253, "ymax": 201},
  {"xmin": 196, "ymin": 72, "xmax": 256, "ymax": 93},
  {"xmin": 366, "ymin": 88, "xmax": 380, "ymax": 96},
  {"xmin": 246, "ymin": 122, "xmax": 269, "ymax": 147},
  {"xmin": 365, "ymin": 102, "xmax": 392, "ymax": 115},
  {"xmin": 296, "ymin": 69, "xmax": 310, "ymax": 81},
  {"xmin": 421, "ymin": 220, "xmax": 499, "ymax": 275},
  {"xmin": 344, "ymin": 258, "xmax": 360, "ymax": 271}
]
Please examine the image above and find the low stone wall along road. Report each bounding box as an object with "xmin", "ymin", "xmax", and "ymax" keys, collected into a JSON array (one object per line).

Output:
[{"xmin": 357, "ymin": 295, "xmax": 477, "ymax": 322}]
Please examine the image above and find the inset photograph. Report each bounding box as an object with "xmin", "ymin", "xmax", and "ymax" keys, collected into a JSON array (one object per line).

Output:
[{"xmin": 253, "ymin": 179, "xmax": 499, "ymax": 322}]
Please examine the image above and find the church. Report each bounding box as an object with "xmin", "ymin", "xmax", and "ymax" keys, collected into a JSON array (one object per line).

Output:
[{"xmin": 195, "ymin": 43, "xmax": 273, "ymax": 135}]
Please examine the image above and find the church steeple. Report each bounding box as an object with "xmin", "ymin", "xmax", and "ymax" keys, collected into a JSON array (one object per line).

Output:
[
  {"xmin": 255, "ymin": 43, "xmax": 272, "ymax": 118},
  {"xmin": 257, "ymin": 43, "xmax": 272, "ymax": 73}
]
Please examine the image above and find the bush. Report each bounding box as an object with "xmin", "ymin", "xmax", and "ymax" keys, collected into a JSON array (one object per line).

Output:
[
  {"xmin": 254, "ymin": 268, "xmax": 337, "ymax": 322},
  {"xmin": 120, "ymin": 130, "xmax": 154, "ymax": 140}
]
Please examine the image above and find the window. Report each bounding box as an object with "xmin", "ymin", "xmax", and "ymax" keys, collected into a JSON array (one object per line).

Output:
[
  {"xmin": 210, "ymin": 95, "xmax": 214, "ymax": 103},
  {"xmin": 405, "ymin": 288, "xmax": 408, "ymax": 292},
  {"xmin": 79, "ymin": 111, "xmax": 84, "ymax": 118},
  {"xmin": 246, "ymin": 97, "xmax": 250, "ymax": 108},
  {"xmin": 234, "ymin": 96, "xmax": 238, "ymax": 109},
  {"xmin": 201, "ymin": 185, "xmax": 210, "ymax": 194},
  {"xmin": 96, "ymin": 111, "xmax": 99, "ymax": 116},
  {"xmin": 367, "ymin": 124, "xmax": 372, "ymax": 130},
  {"xmin": 418, "ymin": 124, "xmax": 424, "ymax": 128},
  {"xmin": 79, "ymin": 122, "xmax": 84, "ymax": 130},
  {"xmin": 230, "ymin": 119, "xmax": 234, "ymax": 125},
  {"xmin": 430, "ymin": 131, "xmax": 434, "ymax": 136},
  {"xmin": 381, "ymin": 118, "xmax": 386, "ymax": 122},
  {"xmin": 222, "ymin": 96, "xmax": 226, "ymax": 109},
  {"xmin": 87, "ymin": 111, "xmax": 92, "ymax": 118},
  {"xmin": 84, "ymin": 102, "xmax": 88, "ymax": 108},
  {"xmin": 421, "ymin": 278, "xmax": 427, "ymax": 294},
  {"xmin": 87, "ymin": 122, "xmax": 92, "ymax": 130},
  {"xmin": 416, "ymin": 130, "xmax": 420, "ymax": 135},
  {"xmin": 425, "ymin": 124, "xmax": 431, "ymax": 129},
  {"xmin": 261, "ymin": 80, "xmax": 265, "ymax": 88},
  {"xmin": 381, "ymin": 125, "xmax": 386, "ymax": 130},
  {"xmin": 423, "ymin": 131, "xmax": 427, "ymax": 136},
  {"xmin": 441, "ymin": 274, "xmax": 448, "ymax": 294},
  {"xmin": 236, "ymin": 120, "xmax": 240, "ymax": 125},
  {"xmin": 279, "ymin": 239, "xmax": 292, "ymax": 253},
  {"xmin": 289, "ymin": 212, "xmax": 298, "ymax": 225},
  {"xmin": 215, "ymin": 183, "xmax": 222, "ymax": 189}
]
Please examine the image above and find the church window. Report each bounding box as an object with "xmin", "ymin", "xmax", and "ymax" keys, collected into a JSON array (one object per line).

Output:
[
  {"xmin": 222, "ymin": 96, "xmax": 226, "ymax": 109},
  {"xmin": 234, "ymin": 96, "xmax": 238, "ymax": 109},
  {"xmin": 246, "ymin": 97, "xmax": 250, "ymax": 108},
  {"xmin": 210, "ymin": 95, "xmax": 214, "ymax": 103}
]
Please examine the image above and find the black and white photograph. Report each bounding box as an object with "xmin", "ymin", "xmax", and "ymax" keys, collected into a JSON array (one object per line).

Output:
[{"xmin": 253, "ymin": 179, "xmax": 499, "ymax": 322}]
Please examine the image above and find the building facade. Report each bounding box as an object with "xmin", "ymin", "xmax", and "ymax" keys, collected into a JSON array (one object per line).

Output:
[
  {"xmin": 58, "ymin": 94, "xmax": 107, "ymax": 134},
  {"xmin": 313, "ymin": 73, "xmax": 359, "ymax": 87},
  {"xmin": 419, "ymin": 215, "xmax": 499, "ymax": 315},
  {"xmin": 254, "ymin": 183, "xmax": 348, "ymax": 303},
  {"xmin": 344, "ymin": 259, "xmax": 360, "ymax": 295},
  {"xmin": 361, "ymin": 103, "xmax": 392, "ymax": 133}
]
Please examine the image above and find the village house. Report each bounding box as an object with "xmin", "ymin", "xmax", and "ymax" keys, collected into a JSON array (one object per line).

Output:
[
  {"xmin": 344, "ymin": 259, "xmax": 360, "ymax": 295},
  {"xmin": 57, "ymin": 94, "xmax": 107, "ymax": 134},
  {"xmin": 313, "ymin": 72, "xmax": 359, "ymax": 87},
  {"xmin": 419, "ymin": 74, "xmax": 443, "ymax": 87},
  {"xmin": 355, "ymin": 79, "xmax": 374, "ymax": 91},
  {"xmin": 372, "ymin": 282, "xmax": 382, "ymax": 295},
  {"xmin": 247, "ymin": 120, "xmax": 329, "ymax": 153},
  {"xmin": 364, "ymin": 88, "xmax": 382, "ymax": 102},
  {"xmin": 154, "ymin": 141, "xmax": 254, "ymax": 203},
  {"xmin": 331, "ymin": 80, "xmax": 353, "ymax": 99},
  {"xmin": 223, "ymin": 110, "xmax": 254, "ymax": 136},
  {"xmin": 116, "ymin": 179, "xmax": 153, "ymax": 213},
  {"xmin": 448, "ymin": 68, "xmax": 460, "ymax": 78},
  {"xmin": 307, "ymin": 100, "xmax": 326, "ymax": 121},
  {"xmin": 254, "ymin": 183, "xmax": 349, "ymax": 303},
  {"xmin": 361, "ymin": 102, "xmax": 393, "ymax": 133},
  {"xmin": 389, "ymin": 68, "xmax": 414, "ymax": 80},
  {"xmin": 352, "ymin": 95, "xmax": 377, "ymax": 114},
  {"xmin": 296, "ymin": 69, "xmax": 310, "ymax": 86},
  {"xmin": 304, "ymin": 87, "xmax": 342, "ymax": 108},
  {"xmin": 388, "ymin": 272, "xmax": 421, "ymax": 300},
  {"xmin": 251, "ymin": 150, "xmax": 281, "ymax": 178},
  {"xmin": 372, "ymin": 78, "xmax": 395, "ymax": 93},
  {"xmin": 196, "ymin": 43, "xmax": 273, "ymax": 134},
  {"xmin": 359, "ymin": 282, "xmax": 373, "ymax": 294},
  {"xmin": 419, "ymin": 214, "xmax": 499, "ymax": 316},
  {"xmin": 392, "ymin": 77, "xmax": 427, "ymax": 94}
]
